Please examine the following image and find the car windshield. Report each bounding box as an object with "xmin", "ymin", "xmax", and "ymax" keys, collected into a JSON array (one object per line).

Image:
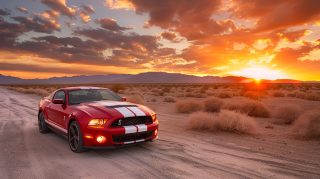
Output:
[{"xmin": 68, "ymin": 89, "xmax": 122, "ymax": 105}]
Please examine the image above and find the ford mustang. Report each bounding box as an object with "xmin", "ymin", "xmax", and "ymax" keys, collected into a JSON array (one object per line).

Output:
[{"xmin": 38, "ymin": 86, "xmax": 158, "ymax": 152}]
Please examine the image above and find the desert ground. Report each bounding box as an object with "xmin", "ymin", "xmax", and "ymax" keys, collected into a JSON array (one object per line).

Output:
[{"xmin": 1, "ymin": 83, "xmax": 320, "ymax": 179}]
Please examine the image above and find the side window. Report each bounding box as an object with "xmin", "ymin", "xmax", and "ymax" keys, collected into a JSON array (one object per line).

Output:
[{"xmin": 53, "ymin": 91, "xmax": 66, "ymax": 101}]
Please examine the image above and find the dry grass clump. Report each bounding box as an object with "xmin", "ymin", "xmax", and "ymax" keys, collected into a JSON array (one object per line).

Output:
[
  {"xmin": 203, "ymin": 97, "xmax": 223, "ymax": 112},
  {"xmin": 224, "ymin": 101, "xmax": 269, "ymax": 117},
  {"xmin": 272, "ymin": 105, "xmax": 301, "ymax": 124},
  {"xmin": 287, "ymin": 91, "xmax": 320, "ymax": 101},
  {"xmin": 163, "ymin": 97, "xmax": 175, "ymax": 103},
  {"xmin": 304, "ymin": 93, "xmax": 320, "ymax": 101},
  {"xmin": 109, "ymin": 84, "xmax": 126, "ymax": 93},
  {"xmin": 8, "ymin": 87, "xmax": 50, "ymax": 97},
  {"xmin": 217, "ymin": 92, "xmax": 232, "ymax": 98},
  {"xmin": 242, "ymin": 91, "xmax": 264, "ymax": 100},
  {"xmin": 185, "ymin": 92, "xmax": 206, "ymax": 98},
  {"xmin": 292, "ymin": 109, "xmax": 320, "ymax": 138},
  {"xmin": 175, "ymin": 99, "xmax": 203, "ymax": 113},
  {"xmin": 187, "ymin": 110, "xmax": 257, "ymax": 134},
  {"xmin": 127, "ymin": 94, "xmax": 145, "ymax": 104},
  {"xmin": 272, "ymin": 91, "xmax": 285, "ymax": 97}
]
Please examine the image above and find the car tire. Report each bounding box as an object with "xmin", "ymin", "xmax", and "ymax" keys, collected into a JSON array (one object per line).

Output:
[
  {"xmin": 68, "ymin": 121, "xmax": 86, "ymax": 153},
  {"xmin": 38, "ymin": 112, "xmax": 50, "ymax": 133}
]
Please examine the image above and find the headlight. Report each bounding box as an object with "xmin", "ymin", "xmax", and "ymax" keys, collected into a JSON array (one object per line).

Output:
[
  {"xmin": 151, "ymin": 114, "xmax": 157, "ymax": 122},
  {"xmin": 88, "ymin": 119, "xmax": 108, "ymax": 128}
]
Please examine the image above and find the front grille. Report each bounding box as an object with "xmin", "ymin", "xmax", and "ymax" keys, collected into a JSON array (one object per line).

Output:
[
  {"xmin": 110, "ymin": 116, "xmax": 152, "ymax": 127},
  {"xmin": 112, "ymin": 131, "xmax": 154, "ymax": 143}
]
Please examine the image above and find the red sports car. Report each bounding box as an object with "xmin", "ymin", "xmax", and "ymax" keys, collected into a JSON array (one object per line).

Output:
[{"xmin": 38, "ymin": 86, "xmax": 158, "ymax": 152}]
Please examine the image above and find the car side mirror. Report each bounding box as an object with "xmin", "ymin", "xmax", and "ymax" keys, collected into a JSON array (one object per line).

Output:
[
  {"xmin": 53, "ymin": 99, "xmax": 65, "ymax": 104},
  {"xmin": 121, "ymin": 97, "xmax": 126, "ymax": 101}
]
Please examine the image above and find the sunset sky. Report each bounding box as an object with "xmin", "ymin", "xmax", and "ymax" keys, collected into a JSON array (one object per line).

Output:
[{"xmin": 0, "ymin": 0, "xmax": 319, "ymax": 80}]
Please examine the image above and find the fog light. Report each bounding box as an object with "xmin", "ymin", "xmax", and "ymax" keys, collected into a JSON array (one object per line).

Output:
[
  {"xmin": 85, "ymin": 134, "xmax": 94, "ymax": 139},
  {"xmin": 96, "ymin": 136, "xmax": 107, "ymax": 143},
  {"xmin": 154, "ymin": 129, "xmax": 158, "ymax": 136}
]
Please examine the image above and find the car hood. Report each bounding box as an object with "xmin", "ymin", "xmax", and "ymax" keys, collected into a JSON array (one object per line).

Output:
[{"xmin": 74, "ymin": 100, "xmax": 154, "ymax": 119}]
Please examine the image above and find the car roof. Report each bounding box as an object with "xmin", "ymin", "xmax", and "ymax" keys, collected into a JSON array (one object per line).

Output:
[{"xmin": 61, "ymin": 86, "xmax": 108, "ymax": 91}]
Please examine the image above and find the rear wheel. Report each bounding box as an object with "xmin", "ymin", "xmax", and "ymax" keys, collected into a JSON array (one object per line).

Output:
[
  {"xmin": 38, "ymin": 112, "xmax": 50, "ymax": 133},
  {"xmin": 68, "ymin": 121, "xmax": 86, "ymax": 153}
]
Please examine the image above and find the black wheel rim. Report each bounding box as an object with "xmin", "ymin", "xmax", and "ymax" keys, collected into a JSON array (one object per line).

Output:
[{"xmin": 69, "ymin": 124, "xmax": 79, "ymax": 150}]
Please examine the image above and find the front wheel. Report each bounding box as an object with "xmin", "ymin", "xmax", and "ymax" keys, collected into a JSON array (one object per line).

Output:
[
  {"xmin": 68, "ymin": 121, "xmax": 86, "ymax": 153},
  {"xmin": 38, "ymin": 112, "xmax": 50, "ymax": 133}
]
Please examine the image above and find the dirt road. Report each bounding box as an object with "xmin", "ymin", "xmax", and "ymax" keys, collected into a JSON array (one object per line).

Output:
[{"xmin": 0, "ymin": 87, "xmax": 319, "ymax": 179}]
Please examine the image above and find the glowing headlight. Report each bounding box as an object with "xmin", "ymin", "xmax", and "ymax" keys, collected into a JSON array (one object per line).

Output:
[
  {"xmin": 88, "ymin": 119, "xmax": 108, "ymax": 128},
  {"xmin": 151, "ymin": 114, "xmax": 157, "ymax": 122}
]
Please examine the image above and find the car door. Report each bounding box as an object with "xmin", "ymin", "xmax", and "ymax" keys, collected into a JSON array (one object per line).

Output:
[{"xmin": 47, "ymin": 90, "xmax": 68, "ymax": 130}]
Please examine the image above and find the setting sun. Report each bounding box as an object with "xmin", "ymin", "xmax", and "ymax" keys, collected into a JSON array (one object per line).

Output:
[{"xmin": 230, "ymin": 67, "xmax": 288, "ymax": 80}]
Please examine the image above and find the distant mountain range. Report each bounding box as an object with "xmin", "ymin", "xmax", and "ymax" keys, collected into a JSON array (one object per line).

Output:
[{"xmin": 0, "ymin": 72, "xmax": 306, "ymax": 84}]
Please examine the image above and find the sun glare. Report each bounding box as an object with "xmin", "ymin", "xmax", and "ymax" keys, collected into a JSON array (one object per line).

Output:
[{"xmin": 230, "ymin": 67, "xmax": 287, "ymax": 80}]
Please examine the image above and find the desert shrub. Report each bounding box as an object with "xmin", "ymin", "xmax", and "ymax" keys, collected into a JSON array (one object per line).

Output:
[
  {"xmin": 8, "ymin": 87, "xmax": 50, "ymax": 97},
  {"xmin": 127, "ymin": 94, "xmax": 145, "ymax": 104},
  {"xmin": 162, "ymin": 87, "xmax": 171, "ymax": 93},
  {"xmin": 294, "ymin": 91, "xmax": 306, "ymax": 99},
  {"xmin": 33, "ymin": 88, "xmax": 50, "ymax": 97},
  {"xmin": 163, "ymin": 97, "xmax": 175, "ymax": 103},
  {"xmin": 203, "ymin": 97, "xmax": 223, "ymax": 113},
  {"xmin": 109, "ymin": 84, "xmax": 126, "ymax": 93},
  {"xmin": 272, "ymin": 91, "xmax": 285, "ymax": 97},
  {"xmin": 187, "ymin": 110, "xmax": 257, "ymax": 134},
  {"xmin": 185, "ymin": 92, "xmax": 205, "ymax": 98},
  {"xmin": 242, "ymin": 91, "xmax": 263, "ymax": 100},
  {"xmin": 206, "ymin": 91, "xmax": 215, "ymax": 96},
  {"xmin": 175, "ymin": 99, "xmax": 203, "ymax": 113},
  {"xmin": 217, "ymin": 92, "xmax": 232, "ymax": 98},
  {"xmin": 200, "ymin": 86, "xmax": 209, "ymax": 93},
  {"xmin": 292, "ymin": 109, "xmax": 320, "ymax": 138},
  {"xmin": 224, "ymin": 101, "xmax": 269, "ymax": 117},
  {"xmin": 240, "ymin": 101, "xmax": 269, "ymax": 117},
  {"xmin": 304, "ymin": 93, "xmax": 320, "ymax": 101},
  {"xmin": 151, "ymin": 88, "xmax": 160, "ymax": 93},
  {"xmin": 272, "ymin": 105, "xmax": 301, "ymax": 124},
  {"xmin": 287, "ymin": 92, "xmax": 296, "ymax": 97}
]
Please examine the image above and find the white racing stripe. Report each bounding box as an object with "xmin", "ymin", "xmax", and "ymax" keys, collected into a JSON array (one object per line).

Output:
[
  {"xmin": 124, "ymin": 141, "xmax": 135, "ymax": 144},
  {"xmin": 114, "ymin": 107, "xmax": 135, "ymax": 118},
  {"xmin": 135, "ymin": 139, "xmax": 145, "ymax": 143},
  {"xmin": 127, "ymin": 107, "xmax": 146, "ymax": 116},
  {"xmin": 45, "ymin": 120, "xmax": 67, "ymax": 133},
  {"xmin": 136, "ymin": 124, "xmax": 147, "ymax": 132},
  {"xmin": 123, "ymin": 126, "xmax": 137, "ymax": 134}
]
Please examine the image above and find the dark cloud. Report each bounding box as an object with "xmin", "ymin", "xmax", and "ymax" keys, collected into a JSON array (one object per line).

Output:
[
  {"xmin": 41, "ymin": 0, "xmax": 76, "ymax": 17},
  {"xmin": 15, "ymin": 36, "xmax": 107, "ymax": 65},
  {"xmin": 74, "ymin": 27, "xmax": 177, "ymax": 66},
  {"xmin": 0, "ymin": 17, "xmax": 25, "ymax": 48},
  {"xmin": 0, "ymin": 8, "xmax": 10, "ymax": 16},
  {"xmin": 160, "ymin": 31, "xmax": 180, "ymax": 42},
  {"xmin": 96, "ymin": 18, "xmax": 131, "ymax": 31},
  {"xmin": 233, "ymin": 0, "xmax": 320, "ymax": 32},
  {"xmin": 127, "ymin": 0, "xmax": 227, "ymax": 40},
  {"xmin": 75, "ymin": 28, "xmax": 158, "ymax": 51},
  {"xmin": 12, "ymin": 15, "xmax": 60, "ymax": 33}
]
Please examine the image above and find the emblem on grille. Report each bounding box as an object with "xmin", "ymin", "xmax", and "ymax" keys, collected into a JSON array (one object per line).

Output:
[{"xmin": 118, "ymin": 119, "xmax": 122, "ymax": 126}]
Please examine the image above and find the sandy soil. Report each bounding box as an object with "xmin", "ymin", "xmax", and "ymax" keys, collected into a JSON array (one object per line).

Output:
[{"xmin": 0, "ymin": 86, "xmax": 320, "ymax": 179}]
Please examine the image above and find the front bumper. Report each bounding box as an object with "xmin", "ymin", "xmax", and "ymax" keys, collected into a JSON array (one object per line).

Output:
[{"xmin": 82, "ymin": 122, "xmax": 158, "ymax": 147}]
